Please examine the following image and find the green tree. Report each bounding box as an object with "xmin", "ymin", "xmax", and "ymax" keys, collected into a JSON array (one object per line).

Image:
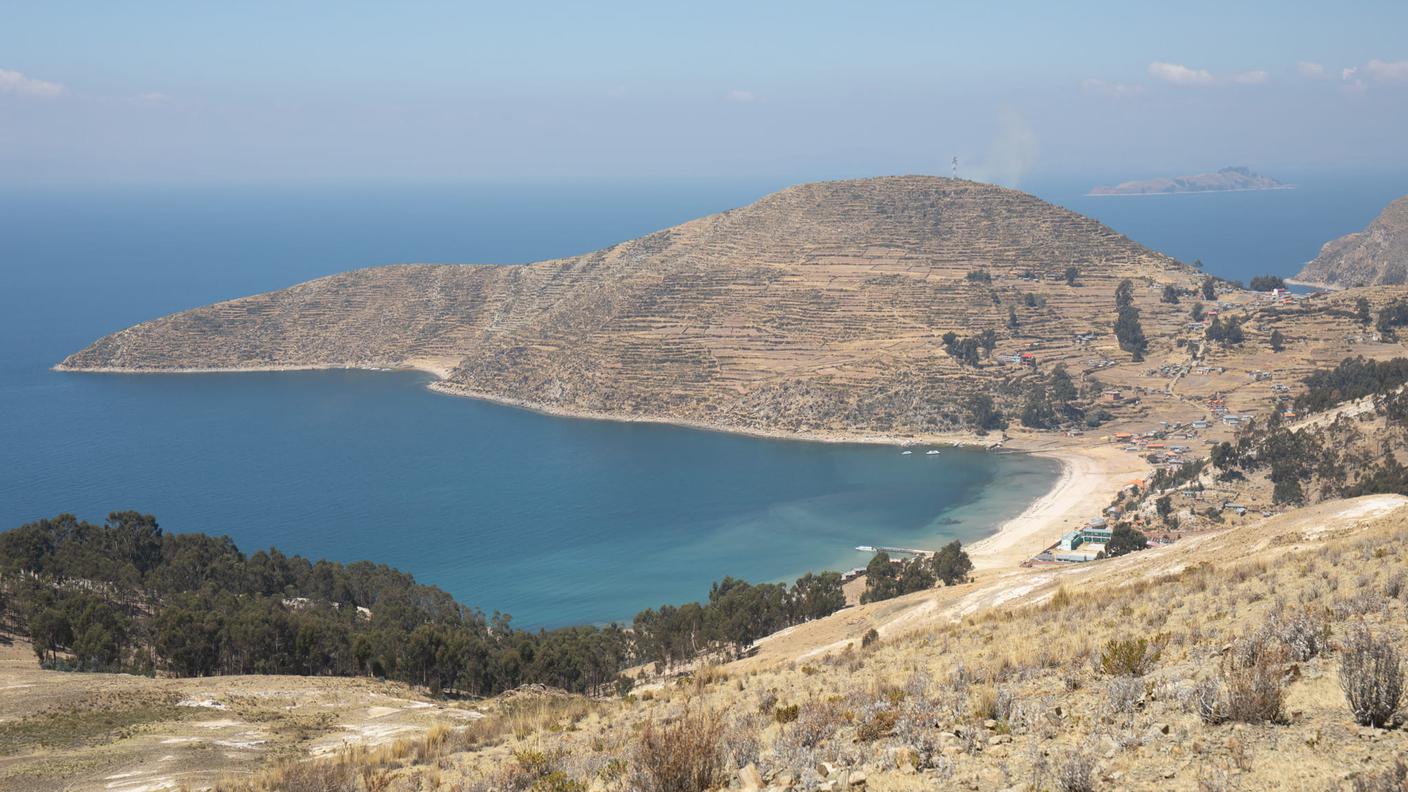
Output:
[
  {"xmin": 1007, "ymin": 305, "xmax": 1019, "ymax": 329},
  {"xmin": 1065, "ymin": 266, "xmax": 1079, "ymax": 286},
  {"xmin": 966, "ymin": 393, "xmax": 1007, "ymax": 431},
  {"xmin": 1270, "ymin": 329, "xmax": 1286, "ymax": 352},
  {"xmin": 1191, "ymin": 302, "xmax": 1205, "ymax": 321},
  {"xmin": 1201, "ymin": 277, "xmax": 1217, "ymax": 301},
  {"xmin": 1114, "ymin": 304, "xmax": 1147, "ymax": 361},
  {"xmin": 1020, "ymin": 384, "xmax": 1057, "ymax": 429},
  {"xmin": 1115, "ymin": 279, "xmax": 1135, "ymax": 308},
  {"xmin": 1104, "ymin": 525, "xmax": 1148, "ymax": 557},
  {"xmin": 1248, "ymin": 275, "xmax": 1286, "ymax": 291},
  {"xmin": 1357, "ymin": 297, "xmax": 1373, "ymax": 327},
  {"xmin": 931, "ymin": 541, "xmax": 972, "ymax": 585},
  {"xmin": 1161, "ymin": 284, "xmax": 1181, "ymax": 304}
]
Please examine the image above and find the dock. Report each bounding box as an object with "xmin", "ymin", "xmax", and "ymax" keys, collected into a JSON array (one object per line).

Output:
[{"xmin": 854, "ymin": 545, "xmax": 930, "ymax": 557}]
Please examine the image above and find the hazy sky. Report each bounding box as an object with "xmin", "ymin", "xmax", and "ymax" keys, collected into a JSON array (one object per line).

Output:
[{"xmin": 3, "ymin": 1, "xmax": 1406, "ymax": 185}]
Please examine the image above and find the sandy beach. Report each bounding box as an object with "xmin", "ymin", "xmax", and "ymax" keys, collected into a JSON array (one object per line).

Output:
[{"xmin": 966, "ymin": 444, "xmax": 1147, "ymax": 569}]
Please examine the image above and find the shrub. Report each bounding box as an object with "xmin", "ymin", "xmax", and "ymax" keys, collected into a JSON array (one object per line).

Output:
[
  {"xmin": 854, "ymin": 702, "xmax": 899, "ymax": 741},
  {"xmin": 1198, "ymin": 645, "xmax": 1287, "ymax": 725},
  {"xmin": 1264, "ymin": 605, "xmax": 1330, "ymax": 662},
  {"xmin": 861, "ymin": 627, "xmax": 880, "ymax": 648},
  {"xmin": 1099, "ymin": 636, "xmax": 1163, "ymax": 677},
  {"xmin": 1105, "ymin": 675, "xmax": 1143, "ymax": 714},
  {"xmin": 1223, "ymin": 648, "xmax": 1287, "ymax": 725},
  {"xmin": 1339, "ymin": 625, "xmax": 1404, "ymax": 728},
  {"xmin": 1056, "ymin": 751, "xmax": 1097, "ymax": 792},
  {"xmin": 633, "ymin": 708, "xmax": 727, "ymax": 792},
  {"xmin": 773, "ymin": 703, "xmax": 799, "ymax": 725}
]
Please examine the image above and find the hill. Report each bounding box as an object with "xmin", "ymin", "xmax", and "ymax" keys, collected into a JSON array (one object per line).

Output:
[
  {"xmin": 59, "ymin": 176, "xmax": 1204, "ymax": 439},
  {"xmin": 1295, "ymin": 195, "xmax": 1408, "ymax": 288},
  {"xmin": 1089, "ymin": 166, "xmax": 1292, "ymax": 197}
]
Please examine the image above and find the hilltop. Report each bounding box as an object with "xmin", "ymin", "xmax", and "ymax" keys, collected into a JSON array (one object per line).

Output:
[
  {"xmin": 1089, "ymin": 167, "xmax": 1292, "ymax": 197},
  {"xmin": 1295, "ymin": 195, "xmax": 1408, "ymax": 288},
  {"xmin": 61, "ymin": 176, "xmax": 1205, "ymax": 439}
]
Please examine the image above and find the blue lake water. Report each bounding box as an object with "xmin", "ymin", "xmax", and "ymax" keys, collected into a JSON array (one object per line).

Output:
[{"xmin": 1, "ymin": 172, "xmax": 1400, "ymax": 626}]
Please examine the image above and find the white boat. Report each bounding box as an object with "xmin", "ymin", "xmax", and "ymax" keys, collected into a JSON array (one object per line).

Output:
[
  {"xmin": 900, "ymin": 450, "xmax": 913, "ymax": 455},
  {"xmin": 925, "ymin": 449, "xmax": 941, "ymax": 455}
]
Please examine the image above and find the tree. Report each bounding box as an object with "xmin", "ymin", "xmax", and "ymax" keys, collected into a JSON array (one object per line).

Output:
[
  {"xmin": 1115, "ymin": 279, "xmax": 1135, "ymax": 309},
  {"xmin": 1202, "ymin": 277, "xmax": 1217, "ymax": 301},
  {"xmin": 1021, "ymin": 384, "xmax": 1057, "ymax": 429},
  {"xmin": 931, "ymin": 541, "xmax": 972, "ymax": 585},
  {"xmin": 1161, "ymin": 284, "xmax": 1181, "ymax": 304},
  {"xmin": 1007, "ymin": 305, "xmax": 1019, "ymax": 329},
  {"xmin": 1248, "ymin": 275, "xmax": 1286, "ymax": 292},
  {"xmin": 1357, "ymin": 297, "xmax": 1373, "ymax": 327},
  {"xmin": 1155, "ymin": 495, "xmax": 1173, "ymax": 521},
  {"xmin": 966, "ymin": 393, "xmax": 1007, "ymax": 431},
  {"xmin": 1104, "ymin": 524, "xmax": 1148, "ymax": 557},
  {"xmin": 1270, "ymin": 329, "xmax": 1286, "ymax": 352},
  {"xmin": 1114, "ymin": 305, "xmax": 1147, "ymax": 361},
  {"xmin": 1065, "ymin": 266, "xmax": 1079, "ymax": 286},
  {"xmin": 1190, "ymin": 302, "xmax": 1205, "ymax": 321},
  {"xmin": 977, "ymin": 329, "xmax": 998, "ymax": 357},
  {"xmin": 1050, "ymin": 364, "xmax": 1077, "ymax": 404}
]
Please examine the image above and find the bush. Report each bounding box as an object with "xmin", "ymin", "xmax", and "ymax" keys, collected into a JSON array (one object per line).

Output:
[
  {"xmin": 1223, "ymin": 647, "xmax": 1287, "ymax": 725},
  {"xmin": 634, "ymin": 708, "xmax": 726, "ymax": 792},
  {"xmin": 773, "ymin": 703, "xmax": 799, "ymax": 724},
  {"xmin": 861, "ymin": 627, "xmax": 880, "ymax": 648},
  {"xmin": 1056, "ymin": 751, "xmax": 1097, "ymax": 792},
  {"xmin": 1198, "ymin": 643, "xmax": 1287, "ymax": 725},
  {"xmin": 1099, "ymin": 636, "xmax": 1163, "ymax": 677},
  {"xmin": 1339, "ymin": 625, "xmax": 1404, "ymax": 728}
]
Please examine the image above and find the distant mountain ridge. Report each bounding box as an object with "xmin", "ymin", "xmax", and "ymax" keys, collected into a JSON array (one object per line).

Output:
[
  {"xmin": 1089, "ymin": 166, "xmax": 1293, "ymax": 196},
  {"xmin": 1295, "ymin": 195, "xmax": 1408, "ymax": 287}
]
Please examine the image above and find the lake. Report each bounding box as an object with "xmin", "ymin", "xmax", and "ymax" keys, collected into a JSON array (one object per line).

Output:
[{"xmin": 2, "ymin": 172, "xmax": 1398, "ymax": 626}]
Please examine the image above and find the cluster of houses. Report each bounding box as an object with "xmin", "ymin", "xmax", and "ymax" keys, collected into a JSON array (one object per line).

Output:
[{"xmin": 1107, "ymin": 421, "xmax": 1203, "ymax": 468}]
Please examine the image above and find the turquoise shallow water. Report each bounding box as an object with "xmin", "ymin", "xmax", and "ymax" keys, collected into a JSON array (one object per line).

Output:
[{"xmin": 3, "ymin": 174, "xmax": 1397, "ymax": 626}]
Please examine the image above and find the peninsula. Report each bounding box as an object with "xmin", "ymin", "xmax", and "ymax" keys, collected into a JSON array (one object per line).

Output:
[
  {"xmin": 1089, "ymin": 166, "xmax": 1292, "ymax": 196},
  {"xmin": 1294, "ymin": 194, "xmax": 1408, "ymax": 288},
  {"xmin": 60, "ymin": 176, "xmax": 1202, "ymax": 440}
]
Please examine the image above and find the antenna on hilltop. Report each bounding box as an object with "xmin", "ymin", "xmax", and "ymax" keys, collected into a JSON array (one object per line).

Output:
[{"xmin": 951, "ymin": 156, "xmax": 958, "ymax": 179}]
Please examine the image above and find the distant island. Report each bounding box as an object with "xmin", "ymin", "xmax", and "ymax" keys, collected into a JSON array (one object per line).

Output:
[{"xmin": 1089, "ymin": 166, "xmax": 1293, "ymax": 196}]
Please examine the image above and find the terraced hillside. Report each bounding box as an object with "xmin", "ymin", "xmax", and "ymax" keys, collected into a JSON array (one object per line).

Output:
[{"xmin": 60, "ymin": 176, "xmax": 1204, "ymax": 436}]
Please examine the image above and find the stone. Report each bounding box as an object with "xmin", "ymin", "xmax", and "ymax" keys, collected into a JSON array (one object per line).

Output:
[{"xmin": 739, "ymin": 763, "xmax": 764, "ymax": 791}]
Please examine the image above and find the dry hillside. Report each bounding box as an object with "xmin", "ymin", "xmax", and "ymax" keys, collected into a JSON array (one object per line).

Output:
[{"xmin": 1296, "ymin": 196, "xmax": 1408, "ymax": 288}]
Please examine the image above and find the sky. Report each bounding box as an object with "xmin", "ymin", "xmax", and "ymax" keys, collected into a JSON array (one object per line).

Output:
[{"xmin": 2, "ymin": 1, "xmax": 1406, "ymax": 186}]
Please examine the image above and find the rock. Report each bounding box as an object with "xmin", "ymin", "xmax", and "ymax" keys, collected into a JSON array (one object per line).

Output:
[
  {"xmin": 775, "ymin": 771, "xmax": 795, "ymax": 788},
  {"xmin": 984, "ymin": 719, "xmax": 998, "ymax": 730},
  {"xmin": 849, "ymin": 771, "xmax": 867, "ymax": 787},
  {"xmin": 818, "ymin": 762, "xmax": 834, "ymax": 777},
  {"xmin": 739, "ymin": 763, "xmax": 764, "ymax": 791},
  {"xmin": 893, "ymin": 745, "xmax": 919, "ymax": 772}
]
